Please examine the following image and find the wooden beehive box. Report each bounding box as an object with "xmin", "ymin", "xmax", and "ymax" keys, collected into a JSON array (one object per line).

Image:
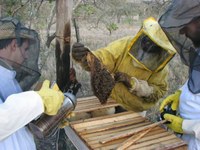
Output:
[{"xmin": 66, "ymin": 96, "xmax": 187, "ymax": 150}]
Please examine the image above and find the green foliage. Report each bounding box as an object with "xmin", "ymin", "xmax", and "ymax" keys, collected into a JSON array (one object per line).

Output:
[
  {"xmin": 74, "ymin": 4, "xmax": 96, "ymax": 18},
  {"xmin": 1, "ymin": 0, "xmax": 21, "ymax": 16},
  {"xmin": 106, "ymin": 22, "xmax": 118, "ymax": 35},
  {"xmin": 48, "ymin": 0, "xmax": 54, "ymax": 3},
  {"xmin": 4, "ymin": 0, "xmax": 16, "ymax": 6}
]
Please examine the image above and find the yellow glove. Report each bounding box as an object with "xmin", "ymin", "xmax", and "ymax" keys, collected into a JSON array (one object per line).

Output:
[
  {"xmin": 164, "ymin": 114, "xmax": 183, "ymax": 134},
  {"xmin": 59, "ymin": 112, "xmax": 76, "ymax": 128},
  {"xmin": 37, "ymin": 80, "xmax": 64, "ymax": 116},
  {"xmin": 160, "ymin": 90, "xmax": 181, "ymax": 112}
]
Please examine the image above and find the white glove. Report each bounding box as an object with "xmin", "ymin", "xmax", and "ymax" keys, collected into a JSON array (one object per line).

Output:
[{"xmin": 129, "ymin": 77, "xmax": 153, "ymax": 97}]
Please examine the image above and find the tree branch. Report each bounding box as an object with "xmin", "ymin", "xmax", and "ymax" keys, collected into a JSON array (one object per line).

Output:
[
  {"xmin": 46, "ymin": 4, "xmax": 56, "ymax": 47},
  {"xmin": 11, "ymin": 0, "xmax": 30, "ymax": 16},
  {"xmin": 46, "ymin": 32, "xmax": 56, "ymax": 48}
]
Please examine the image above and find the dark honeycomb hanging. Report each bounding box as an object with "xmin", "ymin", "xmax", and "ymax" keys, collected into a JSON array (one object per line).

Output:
[{"xmin": 87, "ymin": 52, "xmax": 115, "ymax": 104}]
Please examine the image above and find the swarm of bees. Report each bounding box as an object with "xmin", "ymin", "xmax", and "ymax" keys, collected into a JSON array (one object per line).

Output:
[{"xmin": 87, "ymin": 52, "xmax": 115, "ymax": 104}]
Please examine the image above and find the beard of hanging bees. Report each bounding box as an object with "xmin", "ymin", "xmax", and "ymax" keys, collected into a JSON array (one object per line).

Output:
[{"xmin": 87, "ymin": 52, "xmax": 115, "ymax": 104}]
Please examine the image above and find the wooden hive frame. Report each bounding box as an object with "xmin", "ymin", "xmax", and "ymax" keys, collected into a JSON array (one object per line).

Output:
[
  {"xmin": 65, "ymin": 96, "xmax": 187, "ymax": 150},
  {"xmin": 73, "ymin": 96, "xmax": 120, "ymax": 114},
  {"xmin": 70, "ymin": 111, "xmax": 187, "ymax": 150}
]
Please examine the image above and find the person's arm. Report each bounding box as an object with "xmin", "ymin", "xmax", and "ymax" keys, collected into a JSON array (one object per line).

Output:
[
  {"xmin": 114, "ymin": 66, "xmax": 169, "ymax": 103},
  {"xmin": 163, "ymin": 114, "xmax": 200, "ymax": 140},
  {"xmin": 93, "ymin": 37, "xmax": 132, "ymax": 72},
  {"xmin": 182, "ymin": 119, "xmax": 200, "ymax": 140},
  {"xmin": 72, "ymin": 37, "xmax": 133, "ymax": 73},
  {"xmin": 0, "ymin": 80, "xmax": 64, "ymax": 141},
  {"xmin": 142, "ymin": 66, "xmax": 169, "ymax": 102},
  {"xmin": 0, "ymin": 91, "xmax": 44, "ymax": 140}
]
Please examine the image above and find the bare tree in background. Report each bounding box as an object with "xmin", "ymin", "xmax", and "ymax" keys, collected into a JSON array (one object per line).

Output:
[{"xmin": 55, "ymin": 0, "xmax": 72, "ymax": 90}]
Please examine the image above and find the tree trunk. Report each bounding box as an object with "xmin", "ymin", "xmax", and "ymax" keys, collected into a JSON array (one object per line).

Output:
[{"xmin": 55, "ymin": 0, "xmax": 72, "ymax": 91}]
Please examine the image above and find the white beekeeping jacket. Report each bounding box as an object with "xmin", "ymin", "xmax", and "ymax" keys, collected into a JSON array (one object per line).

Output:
[
  {"xmin": 179, "ymin": 81, "xmax": 200, "ymax": 150},
  {"xmin": 0, "ymin": 66, "xmax": 43, "ymax": 150}
]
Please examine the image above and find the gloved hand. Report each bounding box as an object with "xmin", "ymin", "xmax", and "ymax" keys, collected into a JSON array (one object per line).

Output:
[
  {"xmin": 114, "ymin": 72, "xmax": 134, "ymax": 89},
  {"xmin": 37, "ymin": 80, "xmax": 64, "ymax": 116},
  {"xmin": 164, "ymin": 114, "xmax": 183, "ymax": 134},
  {"xmin": 160, "ymin": 90, "xmax": 181, "ymax": 112},
  {"xmin": 72, "ymin": 42, "xmax": 89, "ymax": 61}
]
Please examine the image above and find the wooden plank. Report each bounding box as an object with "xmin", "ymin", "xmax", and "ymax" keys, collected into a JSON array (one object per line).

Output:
[
  {"xmin": 73, "ymin": 96, "xmax": 119, "ymax": 113},
  {"xmin": 70, "ymin": 111, "xmax": 134, "ymax": 125},
  {"xmin": 75, "ymin": 116, "xmax": 145, "ymax": 133},
  {"xmin": 79, "ymin": 117, "xmax": 146, "ymax": 135},
  {"xmin": 86, "ymin": 127, "xmax": 166, "ymax": 149},
  {"xmin": 84, "ymin": 127, "xmax": 184, "ymax": 150},
  {"xmin": 103, "ymin": 135, "xmax": 177, "ymax": 150},
  {"xmin": 100, "ymin": 120, "xmax": 166, "ymax": 144},
  {"xmin": 150, "ymin": 141, "xmax": 187, "ymax": 150},
  {"xmin": 87, "ymin": 127, "xmax": 164, "ymax": 149},
  {"xmin": 88, "ymin": 130, "xmax": 170, "ymax": 150},
  {"xmin": 131, "ymin": 127, "xmax": 172, "ymax": 143},
  {"xmin": 117, "ymin": 127, "xmax": 152, "ymax": 150},
  {"xmin": 74, "ymin": 103, "xmax": 119, "ymax": 113},
  {"xmin": 72, "ymin": 111, "xmax": 135, "ymax": 122},
  {"xmin": 71, "ymin": 111, "xmax": 141, "ymax": 128},
  {"xmin": 128, "ymin": 138, "xmax": 186, "ymax": 150},
  {"xmin": 82, "ymin": 122, "xmax": 151, "ymax": 141}
]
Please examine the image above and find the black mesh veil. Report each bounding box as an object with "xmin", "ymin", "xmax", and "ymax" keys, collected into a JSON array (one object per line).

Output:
[
  {"xmin": 161, "ymin": 27, "xmax": 194, "ymax": 66},
  {"xmin": 0, "ymin": 17, "xmax": 41, "ymax": 91},
  {"xmin": 161, "ymin": 25, "xmax": 200, "ymax": 94},
  {"xmin": 158, "ymin": 0, "xmax": 200, "ymax": 94},
  {"xmin": 187, "ymin": 48, "xmax": 200, "ymax": 94},
  {"xmin": 15, "ymin": 30, "xmax": 41, "ymax": 91},
  {"xmin": 129, "ymin": 34, "xmax": 171, "ymax": 72}
]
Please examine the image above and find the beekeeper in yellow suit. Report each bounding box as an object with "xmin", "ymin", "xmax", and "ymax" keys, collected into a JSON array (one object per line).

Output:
[{"xmin": 72, "ymin": 17, "xmax": 176, "ymax": 116}]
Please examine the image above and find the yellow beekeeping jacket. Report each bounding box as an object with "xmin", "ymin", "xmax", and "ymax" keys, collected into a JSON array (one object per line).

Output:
[{"xmin": 92, "ymin": 36, "xmax": 169, "ymax": 111}]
